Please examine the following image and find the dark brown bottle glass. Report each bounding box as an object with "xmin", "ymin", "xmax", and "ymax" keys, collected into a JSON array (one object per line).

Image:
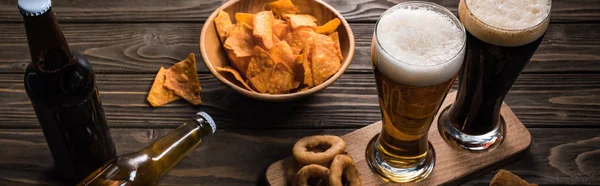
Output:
[
  {"xmin": 78, "ymin": 112, "xmax": 216, "ymax": 186},
  {"xmin": 20, "ymin": 0, "xmax": 116, "ymax": 183}
]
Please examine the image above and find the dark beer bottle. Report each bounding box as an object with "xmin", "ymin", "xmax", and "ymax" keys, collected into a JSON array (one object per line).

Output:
[
  {"xmin": 78, "ymin": 112, "xmax": 217, "ymax": 186},
  {"xmin": 19, "ymin": 0, "xmax": 116, "ymax": 182}
]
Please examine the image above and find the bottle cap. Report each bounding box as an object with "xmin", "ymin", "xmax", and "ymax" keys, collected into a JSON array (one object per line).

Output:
[
  {"xmin": 197, "ymin": 112, "xmax": 216, "ymax": 134},
  {"xmin": 18, "ymin": 0, "xmax": 52, "ymax": 16}
]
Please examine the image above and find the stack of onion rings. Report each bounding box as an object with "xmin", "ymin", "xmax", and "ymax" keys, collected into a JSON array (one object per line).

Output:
[{"xmin": 289, "ymin": 135, "xmax": 361, "ymax": 186}]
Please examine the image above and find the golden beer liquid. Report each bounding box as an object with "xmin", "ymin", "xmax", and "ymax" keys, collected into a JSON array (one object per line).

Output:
[
  {"xmin": 77, "ymin": 117, "xmax": 214, "ymax": 186},
  {"xmin": 373, "ymin": 66, "xmax": 455, "ymax": 167}
]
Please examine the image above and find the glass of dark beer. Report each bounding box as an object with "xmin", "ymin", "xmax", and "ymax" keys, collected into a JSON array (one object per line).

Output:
[
  {"xmin": 438, "ymin": 0, "xmax": 551, "ymax": 151},
  {"xmin": 365, "ymin": 2, "xmax": 466, "ymax": 182}
]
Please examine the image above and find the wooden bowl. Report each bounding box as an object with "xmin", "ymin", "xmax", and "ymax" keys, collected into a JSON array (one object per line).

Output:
[{"xmin": 200, "ymin": 0, "xmax": 355, "ymax": 102}]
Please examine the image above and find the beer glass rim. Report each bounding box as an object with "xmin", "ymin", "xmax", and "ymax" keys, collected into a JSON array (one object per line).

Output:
[
  {"xmin": 374, "ymin": 1, "xmax": 466, "ymax": 68},
  {"xmin": 463, "ymin": 0, "xmax": 552, "ymax": 32}
]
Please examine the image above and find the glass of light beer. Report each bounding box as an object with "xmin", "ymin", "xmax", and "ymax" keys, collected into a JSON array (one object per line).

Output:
[
  {"xmin": 365, "ymin": 2, "xmax": 466, "ymax": 182},
  {"xmin": 438, "ymin": 0, "xmax": 551, "ymax": 151}
]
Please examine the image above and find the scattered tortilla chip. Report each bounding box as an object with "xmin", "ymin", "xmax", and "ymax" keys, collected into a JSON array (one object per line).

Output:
[
  {"xmin": 253, "ymin": 11, "xmax": 275, "ymax": 49},
  {"xmin": 272, "ymin": 19, "xmax": 290, "ymax": 39},
  {"xmin": 269, "ymin": 41, "xmax": 295, "ymax": 69},
  {"xmin": 214, "ymin": 10, "xmax": 234, "ymax": 42},
  {"xmin": 249, "ymin": 62, "xmax": 299, "ymax": 94},
  {"xmin": 246, "ymin": 46, "xmax": 275, "ymax": 79},
  {"xmin": 491, "ymin": 169, "xmax": 537, "ymax": 186},
  {"xmin": 164, "ymin": 53, "xmax": 202, "ymax": 105},
  {"xmin": 311, "ymin": 33, "xmax": 341, "ymax": 86},
  {"xmin": 316, "ymin": 18, "xmax": 340, "ymax": 34},
  {"xmin": 285, "ymin": 26, "xmax": 315, "ymax": 54},
  {"xmin": 235, "ymin": 13, "xmax": 255, "ymax": 28},
  {"xmin": 216, "ymin": 66, "xmax": 256, "ymax": 91},
  {"xmin": 283, "ymin": 14, "xmax": 317, "ymax": 29},
  {"xmin": 329, "ymin": 32, "xmax": 343, "ymax": 61},
  {"xmin": 224, "ymin": 23, "xmax": 255, "ymax": 57},
  {"xmin": 226, "ymin": 49, "xmax": 251, "ymax": 77},
  {"xmin": 147, "ymin": 67, "xmax": 181, "ymax": 107},
  {"xmin": 267, "ymin": 0, "xmax": 299, "ymax": 17}
]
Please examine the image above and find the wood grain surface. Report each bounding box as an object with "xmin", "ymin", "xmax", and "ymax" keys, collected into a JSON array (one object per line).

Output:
[
  {"xmin": 0, "ymin": 0, "xmax": 598, "ymax": 185},
  {"xmin": 1, "ymin": 23, "xmax": 599, "ymax": 73},
  {"xmin": 0, "ymin": 73, "xmax": 598, "ymax": 129},
  {"xmin": 0, "ymin": 128, "xmax": 598, "ymax": 186},
  {"xmin": 1, "ymin": 0, "xmax": 599, "ymax": 23}
]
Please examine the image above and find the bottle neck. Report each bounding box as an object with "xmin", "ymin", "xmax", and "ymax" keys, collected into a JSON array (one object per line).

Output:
[
  {"xmin": 23, "ymin": 8, "xmax": 73, "ymax": 71},
  {"xmin": 144, "ymin": 117, "xmax": 213, "ymax": 177}
]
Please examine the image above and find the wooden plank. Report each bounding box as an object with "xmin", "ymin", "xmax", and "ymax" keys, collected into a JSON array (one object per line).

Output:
[
  {"xmin": 266, "ymin": 92, "xmax": 532, "ymax": 185},
  {"xmin": 0, "ymin": 23, "xmax": 599, "ymax": 74},
  {"xmin": 0, "ymin": 128, "xmax": 598, "ymax": 185},
  {"xmin": 0, "ymin": 73, "xmax": 598, "ymax": 129},
  {"xmin": 1, "ymin": 0, "xmax": 599, "ymax": 23}
]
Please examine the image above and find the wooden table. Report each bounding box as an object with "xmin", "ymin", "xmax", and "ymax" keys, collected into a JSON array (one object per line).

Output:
[{"xmin": 1, "ymin": 0, "xmax": 599, "ymax": 185}]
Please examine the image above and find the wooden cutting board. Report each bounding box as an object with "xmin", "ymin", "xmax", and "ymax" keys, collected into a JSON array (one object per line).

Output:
[{"xmin": 266, "ymin": 91, "xmax": 532, "ymax": 185}]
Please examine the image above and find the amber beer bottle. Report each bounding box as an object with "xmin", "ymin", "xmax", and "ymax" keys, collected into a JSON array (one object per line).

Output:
[
  {"xmin": 19, "ymin": 0, "xmax": 116, "ymax": 182},
  {"xmin": 78, "ymin": 112, "xmax": 217, "ymax": 186}
]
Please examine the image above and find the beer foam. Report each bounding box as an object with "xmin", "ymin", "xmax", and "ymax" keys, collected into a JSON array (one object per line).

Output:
[
  {"xmin": 375, "ymin": 3, "xmax": 465, "ymax": 87},
  {"xmin": 460, "ymin": 0, "xmax": 551, "ymax": 46}
]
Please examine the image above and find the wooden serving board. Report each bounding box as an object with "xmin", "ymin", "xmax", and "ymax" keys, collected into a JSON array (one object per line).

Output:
[{"xmin": 266, "ymin": 91, "xmax": 532, "ymax": 185}]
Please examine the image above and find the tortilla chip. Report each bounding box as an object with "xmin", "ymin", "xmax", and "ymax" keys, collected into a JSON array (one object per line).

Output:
[
  {"xmin": 147, "ymin": 67, "xmax": 181, "ymax": 107},
  {"xmin": 246, "ymin": 46, "xmax": 275, "ymax": 79},
  {"xmin": 235, "ymin": 13, "xmax": 255, "ymax": 28},
  {"xmin": 226, "ymin": 49, "xmax": 251, "ymax": 77},
  {"xmin": 224, "ymin": 23, "xmax": 255, "ymax": 57},
  {"xmin": 249, "ymin": 62, "xmax": 299, "ymax": 94},
  {"xmin": 311, "ymin": 33, "xmax": 341, "ymax": 86},
  {"xmin": 216, "ymin": 66, "xmax": 256, "ymax": 91},
  {"xmin": 267, "ymin": 0, "xmax": 299, "ymax": 17},
  {"xmin": 491, "ymin": 169, "xmax": 537, "ymax": 186},
  {"xmin": 214, "ymin": 10, "xmax": 234, "ymax": 42},
  {"xmin": 269, "ymin": 41, "xmax": 295, "ymax": 69},
  {"xmin": 298, "ymin": 46, "xmax": 313, "ymax": 87},
  {"xmin": 316, "ymin": 18, "xmax": 340, "ymax": 34},
  {"xmin": 298, "ymin": 87, "xmax": 311, "ymax": 92},
  {"xmin": 273, "ymin": 34, "xmax": 281, "ymax": 44},
  {"xmin": 164, "ymin": 53, "xmax": 202, "ymax": 105},
  {"xmin": 283, "ymin": 14, "xmax": 317, "ymax": 29},
  {"xmin": 272, "ymin": 19, "xmax": 290, "ymax": 39},
  {"xmin": 285, "ymin": 27, "xmax": 315, "ymax": 54},
  {"xmin": 329, "ymin": 32, "xmax": 343, "ymax": 61},
  {"xmin": 253, "ymin": 11, "xmax": 275, "ymax": 49}
]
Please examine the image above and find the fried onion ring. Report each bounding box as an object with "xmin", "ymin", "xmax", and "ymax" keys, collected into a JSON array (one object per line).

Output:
[
  {"xmin": 293, "ymin": 135, "xmax": 347, "ymax": 166},
  {"xmin": 329, "ymin": 154, "xmax": 361, "ymax": 186},
  {"xmin": 293, "ymin": 164, "xmax": 330, "ymax": 186}
]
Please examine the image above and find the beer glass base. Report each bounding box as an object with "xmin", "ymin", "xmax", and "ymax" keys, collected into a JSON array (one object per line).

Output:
[
  {"xmin": 365, "ymin": 134, "xmax": 435, "ymax": 183},
  {"xmin": 437, "ymin": 106, "xmax": 506, "ymax": 151}
]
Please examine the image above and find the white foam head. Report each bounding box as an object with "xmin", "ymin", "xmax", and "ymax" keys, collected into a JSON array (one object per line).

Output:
[
  {"xmin": 460, "ymin": 0, "xmax": 551, "ymax": 46},
  {"xmin": 374, "ymin": 2, "xmax": 465, "ymax": 87}
]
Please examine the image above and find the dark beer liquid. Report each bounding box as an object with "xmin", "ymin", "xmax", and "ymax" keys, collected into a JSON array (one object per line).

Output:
[
  {"xmin": 23, "ymin": 9, "xmax": 116, "ymax": 182},
  {"xmin": 447, "ymin": 32, "xmax": 545, "ymax": 135}
]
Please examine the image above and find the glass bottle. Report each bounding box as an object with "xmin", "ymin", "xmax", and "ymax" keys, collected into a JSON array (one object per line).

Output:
[
  {"xmin": 19, "ymin": 0, "xmax": 116, "ymax": 182},
  {"xmin": 78, "ymin": 112, "xmax": 217, "ymax": 186}
]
